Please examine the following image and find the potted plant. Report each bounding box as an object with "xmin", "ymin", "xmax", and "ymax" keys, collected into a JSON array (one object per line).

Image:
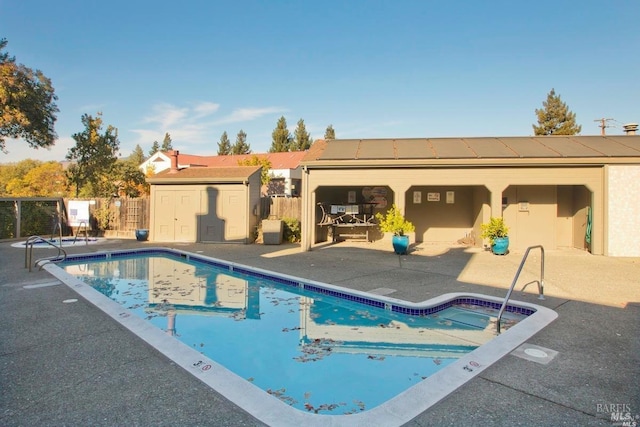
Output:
[
  {"xmin": 375, "ymin": 204, "xmax": 415, "ymax": 254},
  {"xmin": 480, "ymin": 217, "xmax": 509, "ymax": 255},
  {"xmin": 135, "ymin": 229, "xmax": 149, "ymax": 241}
]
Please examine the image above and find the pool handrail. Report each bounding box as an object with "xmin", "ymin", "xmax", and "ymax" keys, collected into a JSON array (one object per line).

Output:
[
  {"xmin": 72, "ymin": 221, "xmax": 89, "ymax": 245},
  {"xmin": 496, "ymin": 245, "xmax": 545, "ymax": 334},
  {"xmin": 25, "ymin": 235, "xmax": 68, "ymax": 272}
]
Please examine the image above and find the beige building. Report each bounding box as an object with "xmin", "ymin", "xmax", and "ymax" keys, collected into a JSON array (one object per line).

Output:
[
  {"xmin": 300, "ymin": 135, "xmax": 640, "ymax": 257},
  {"xmin": 148, "ymin": 151, "xmax": 262, "ymax": 243}
]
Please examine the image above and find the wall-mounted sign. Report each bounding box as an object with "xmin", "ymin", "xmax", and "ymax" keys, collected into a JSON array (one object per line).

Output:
[
  {"xmin": 446, "ymin": 191, "xmax": 455, "ymax": 204},
  {"xmin": 413, "ymin": 191, "xmax": 422, "ymax": 204},
  {"xmin": 348, "ymin": 191, "xmax": 356, "ymax": 204},
  {"xmin": 427, "ymin": 192, "xmax": 440, "ymax": 202},
  {"xmin": 67, "ymin": 200, "xmax": 90, "ymax": 227}
]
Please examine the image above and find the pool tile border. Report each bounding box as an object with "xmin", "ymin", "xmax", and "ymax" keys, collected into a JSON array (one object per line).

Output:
[{"xmin": 61, "ymin": 247, "xmax": 535, "ymax": 318}]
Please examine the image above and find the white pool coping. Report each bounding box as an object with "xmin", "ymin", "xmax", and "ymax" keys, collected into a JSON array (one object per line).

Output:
[{"xmin": 42, "ymin": 247, "xmax": 558, "ymax": 427}]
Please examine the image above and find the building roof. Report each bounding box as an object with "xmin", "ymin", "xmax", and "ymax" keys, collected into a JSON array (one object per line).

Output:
[
  {"xmin": 160, "ymin": 151, "xmax": 307, "ymax": 169},
  {"xmin": 301, "ymin": 136, "xmax": 640, "ymax": 167},
  {"xmin": 147, "ymin": 166, "xmax": 261, "ymax": 184}
]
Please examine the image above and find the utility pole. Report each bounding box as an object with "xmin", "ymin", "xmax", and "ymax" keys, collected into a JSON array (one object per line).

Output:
[{"xmin": 594, "ymin": 118, "xmax": 614, "ymax": 135}]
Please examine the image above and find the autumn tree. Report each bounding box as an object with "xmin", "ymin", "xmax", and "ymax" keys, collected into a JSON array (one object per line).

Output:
[
  {"xmin": 161, "ymin": 132, "xmax": 173, "ymax": 151},
  {"xmin": 270, "ymin": 116, "xmax": 291, "ymax": 152},
  {"xmin": 66, "ymin": 113, "xmax": 120, "ymax": 197},
  {"xmin": 237, "ymin": 155, "xmax": 272, "ymax": 185},
  {"xmin": 290, "ymin": 119, "xmax": 311, "ymax": 151},
  {"xmin": 217, "ymin": 131, "xmax": 231, "ymax": 155},
  {"xmin": 149, "ymin": 140, "xmax": 160, "ymax": 156},
  {"xmin": 533, "ymin": 89, "xmax": 582, "ymax": 136},
  {"xmin": 0, "ymin": 160, "xmax": 68, "ymax": 197},
  {"xmin": 112, "ymin": 158, "xmax": 148, "ymax": 197},
  {"xmin": 324, "ymin": 124, "xmax": 335, "ymax": 140},
  {"xmin": 0, "ymin": 38, "xmax": 59, "ymax": 153},
  {"xmin": 231, "ymin": 130, "xmax": 251, "ymax": 154}
]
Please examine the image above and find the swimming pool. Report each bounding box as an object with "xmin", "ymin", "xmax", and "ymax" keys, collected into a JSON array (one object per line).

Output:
[{"xmin": 43, "ymin": 247, "xmax": 557, "ymax": 427}]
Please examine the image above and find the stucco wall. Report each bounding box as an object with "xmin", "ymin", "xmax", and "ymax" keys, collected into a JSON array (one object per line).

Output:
[{"xmin": 606, "ymin": 165, "xmax": 640, "ymax": 256}]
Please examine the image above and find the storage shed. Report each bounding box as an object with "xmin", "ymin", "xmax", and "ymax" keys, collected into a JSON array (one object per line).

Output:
[{"xmin": 148, "ymin": 151, "xmax": 261, "ymax": 243}]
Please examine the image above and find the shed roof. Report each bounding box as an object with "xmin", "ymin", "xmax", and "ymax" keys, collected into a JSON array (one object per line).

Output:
[
  {"xmin": 148, "ymin": 166, "xmax": 261, "ymax": 184},
  {"xmin": 302, "ymin": 136, "xmax": 640, "ymax": 167}
]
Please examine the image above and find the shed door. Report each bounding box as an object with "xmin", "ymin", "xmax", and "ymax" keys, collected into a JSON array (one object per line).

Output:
[
  {"xmin": 154, "ymin": 189, "xmax": 199, "ymax": 242},
  {"xmin": 199, "ymin": 188, "xmax": 246, "ymax": 242}
]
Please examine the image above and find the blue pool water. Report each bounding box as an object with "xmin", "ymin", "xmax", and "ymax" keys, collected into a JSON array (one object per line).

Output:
[{"xmin": 60, "ymin": 251, "xmax": 527, "ymax": 415}]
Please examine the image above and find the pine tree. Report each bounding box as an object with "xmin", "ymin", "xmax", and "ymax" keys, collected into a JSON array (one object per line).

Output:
[
  {"xmin": 269, "ymin": 116, "xmax": 291, "ymax": 152},
  {"xmin": 291, "ymin": 119, "xmax": 311, "ymax": 151},
  {"xmin": 231, "ymin": 130, "xmax": 251, "ymax": 154},
  {"xmin": 129, "ymin": 144, "xmax": 146, "ymax": 165},
  {"xmin": 533, "ymin": 89, "xmax": 582, "ymax": 136},
  {"xmin": 161, "ymin": 132, "xmax": 173, "ymax": 151},
  {"xmin": 149, "ymin": 141, "xmax": 160, "ymax": 156},
  {"xmin": 217, "ymin": 131, "xmax": 231, "ymax": 155},
  {"xmin": 324, "ymin": 124, "xmax": 335, "ymax": 140}
]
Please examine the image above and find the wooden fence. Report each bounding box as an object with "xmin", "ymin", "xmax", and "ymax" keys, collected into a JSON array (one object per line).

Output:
[
  {"xmin": 259, "ymin": 197, "xmax": 302, "ymax": 221},
  {"xmin": 0, "ymin": 196, "xmax": 300, "ymax": 239}
]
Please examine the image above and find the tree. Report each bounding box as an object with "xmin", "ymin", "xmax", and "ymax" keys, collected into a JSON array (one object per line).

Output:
[
  {"xmin": 231, "ymin": 129, "xmax": 251, "ymax": 154},
  {"xmin": 129, "ymin": 144, "xmax": 145, "ymax": 165},
  {"xmin": 217, "ymin": 131, "xmax": 231, "ymax": 155},
  {"xmin": 269, "ymin": 116, "xmax": 291, "ymax": 152},
  {"xmin": 161, "ymin": 132, "xmax": 173, "ymax": 151},
  {"xmin": 112, "ymin": 158, "xmax": 148, "ymax": 197},
  {"xmin": 0, "ymin": 38, "xmax": 59, "ymax": 153},
  {"xmin": 291, "ymin": 119, "xmax": 311, "ymax": 151},
  {"xmin": 0, "ymin": 160, "xmax": 68, "ymax": 197},
  {"xmin": 533, "ymin": 89, "xmax": 582, "ymax": 136},
  {"xmin": 237, "ymin": 155, "xmax": 272, "ymax": 185},
  {"xmin": 66, "ymin": 113, "xmax": 120, "ymax": 197},
  {"xmin": 149, "ymin": 140, "xmax": 160, "ymax": 156},
  {"xmin": 324, "ymin": 124, "xmax": 335, "ymax": 140}
]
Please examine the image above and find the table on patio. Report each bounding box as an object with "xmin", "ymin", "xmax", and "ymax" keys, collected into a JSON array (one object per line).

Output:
[{"xmin": 317, "ymin": 203, "xmax": 377, "ymax": 242}]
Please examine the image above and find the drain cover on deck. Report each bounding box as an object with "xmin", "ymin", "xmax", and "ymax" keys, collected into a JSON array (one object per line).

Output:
[{"xmin": 511, "ymin": 343, "xmax": 558, "ymax": 365}]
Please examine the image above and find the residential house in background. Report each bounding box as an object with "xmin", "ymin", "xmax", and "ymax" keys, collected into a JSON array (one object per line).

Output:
[{"xmin": 140, "ymin": 151, "xmax": 306, "ymax": 197}]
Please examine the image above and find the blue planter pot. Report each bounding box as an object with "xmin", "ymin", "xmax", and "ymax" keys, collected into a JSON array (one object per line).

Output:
[
  {"xmin": 135, "ymin": 229, "xmax": 149, "ymax": 242},
  {"xmin": 392, "ymin": 235, "xmax": 410, "ymax": 255},
  {"xmin": 492, "ymin": 236, "xmax": 509, "ymax": 255}
]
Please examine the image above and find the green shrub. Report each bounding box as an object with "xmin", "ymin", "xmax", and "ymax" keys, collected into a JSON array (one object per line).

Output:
[
  {"xmin": 375, "ymin": 204, "xmax": 415, "ymax": 236},
  {"xmin": 281, "ymin": 217, "xmax": 301, "ymax": 243},
  {"xmin": 480, "ymin": 217, "xmax": 509, "ymax": 245}
]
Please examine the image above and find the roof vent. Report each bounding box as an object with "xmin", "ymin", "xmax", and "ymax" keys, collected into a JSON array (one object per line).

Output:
[{"xmin": 622, "ymin": 123, "xmax": 638, "ymax": 136}]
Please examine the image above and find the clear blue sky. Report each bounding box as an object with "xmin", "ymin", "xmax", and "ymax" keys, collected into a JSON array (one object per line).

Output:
[{"xmin": 1, "ymin": 0, "xmax": 638, "ymax": 163}]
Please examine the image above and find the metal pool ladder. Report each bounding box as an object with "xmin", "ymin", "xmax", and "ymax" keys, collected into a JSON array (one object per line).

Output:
[
  {"xmin": 496, "ymin": 245, "xmax": 545, "ymax": 334},
  {"xmin": 25, "ymin": 235, "xmax": 68, "ymax": 272}
]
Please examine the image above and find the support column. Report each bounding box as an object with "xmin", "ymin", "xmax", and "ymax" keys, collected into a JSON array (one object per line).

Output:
[
  {"xmin": 300, "ymin": 167, "xmax": 312, "ymax": 252},
  {"xmin": 391, "ymin": 184, "xmax": 411, "ymax": 213},
  {"xmin": 487, "ymin": 184, "xmax": 507, "ymax": 219}
]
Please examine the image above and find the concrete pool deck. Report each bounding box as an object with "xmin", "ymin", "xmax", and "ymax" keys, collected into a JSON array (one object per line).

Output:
[{"xmin": 1, "ymin": 238, "xmax": 638, "ymax": 426}]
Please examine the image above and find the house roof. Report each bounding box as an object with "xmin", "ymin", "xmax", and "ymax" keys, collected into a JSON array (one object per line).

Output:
[
  {"xmin": 158, "ymin": 151, "xmax": 307, "ymax": 169},
  {"xmin": 301, "ymin": 136, "xmax": 640, "ymax": 167},
  {"xmin": 147, "ymin": 166, "xmax": 261, "ymax": 184}
]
